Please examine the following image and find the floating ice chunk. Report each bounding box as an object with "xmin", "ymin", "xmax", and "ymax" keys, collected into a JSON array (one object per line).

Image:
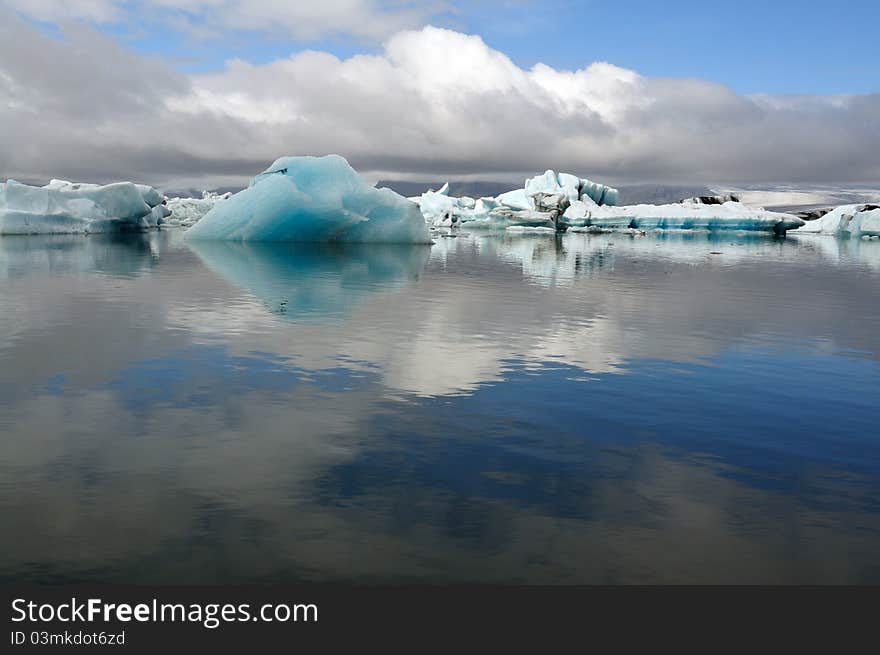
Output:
[
  {"xmin": 409, "ymin": 187, "xmax": 497, "ymax": 227},
  {"xmin": 185, "ymin": 155, "xmax": 432, "ymax": 243},
  {"xmin": 790, "ymin": 204, "xmax": 880, "ymax": 238},
  {"xmin": 0, "ymin": 179, "xmax": 163, "ymax": 234},
  {"xmin": 416, "ymin": 186, "xmax": 461, "ymax": 223},
  {"xmin": 585, "ymin": 202, "xmax": 804, "ymax": 233},
  {"xmin": 411, "ymin": 169, "xmax": 619, "ymax": 229},
  {"xmin": 409, "ymin": 171, "xmax": 795, "ymax": 234},
  {"xmin": 414, "ymin": 185, "xmax": 799, "ymax": 233},
  {"xmin": 165, "ymin": 192, "xmax": 231, "ymax": 227}
]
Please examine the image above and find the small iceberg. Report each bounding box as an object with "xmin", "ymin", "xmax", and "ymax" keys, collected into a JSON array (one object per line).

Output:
[
  {"xmin": 165, "ymin": 191, "xmax": 232, "ymax": 228},
  {"xmin": 790, "ymin": 204, "xmax": 880, "ymax": 239},
  {"xmin": 576, "ymin": 201, "xmax": 804, "ymax": 234},
  {"xmin": 184, "ymin": 155, "xmax": 432, "ymax": 244},
  {"xmin": 0, "ymin": 179, "xmax": 168, "ymax": 235}
]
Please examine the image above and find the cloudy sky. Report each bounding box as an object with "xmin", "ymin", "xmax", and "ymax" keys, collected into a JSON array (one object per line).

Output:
[{"xmin": 0, "ymin": 0, "xmax": 878, "ymax": 189}]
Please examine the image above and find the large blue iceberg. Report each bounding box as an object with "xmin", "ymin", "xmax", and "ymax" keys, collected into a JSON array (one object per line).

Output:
[{"xmin": 185, "ymin": 155, "xmax": 432, "ymax": 243}]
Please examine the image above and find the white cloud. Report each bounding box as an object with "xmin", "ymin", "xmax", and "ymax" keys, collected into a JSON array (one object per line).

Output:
[
  {"xmin": 0, "ymin": 10, "xmax": 878, "ymax": 187},
  {"xmin": 3, "ymin": 0, "xmax": 125, "ymax": 23},
  {"xmin": 2, "ymin": 0, "xmax": 453, "ymax": 42}
]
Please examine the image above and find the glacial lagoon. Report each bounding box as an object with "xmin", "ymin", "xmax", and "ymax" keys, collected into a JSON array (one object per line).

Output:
[{"xmin": 1, "ymin": 230, "xmax": 878, "ymax": 583}]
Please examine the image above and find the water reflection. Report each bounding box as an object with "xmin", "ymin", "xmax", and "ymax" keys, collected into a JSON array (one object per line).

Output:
[
  {"xmin": 182, "ymin": 236, "xmax": 637, "ymax": 394},
  {"xmin": 474, "ymin": 230, "xmax": 880, "ymax": 285},
  {"xmin": 0, "ymin": 230, "xmax": 878, "ymax": 583},
  {"xmin": 189, "ymin": 240, "xmax": 430, "ymax": 320},
  {"xmin": 177, "ymin": 232, "xmax": 880, "ymax": 396},
  {"xmin": 0, "ymin": 232, "xmax": 167, "ymax": 280}
]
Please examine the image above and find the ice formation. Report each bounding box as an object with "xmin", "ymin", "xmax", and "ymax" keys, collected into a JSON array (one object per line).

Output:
[
  {"xmin": 790, "ymin": 204, "xmax": 880, "ymax": 239},
  {"xmin": 185, "ymin": 155, "xmax": 432, "ymax": 243},
  {"xmin": 164, "ymin": 191, "xmax": 232, "ymax": 227},
  {"xmin": 415, "ymin": 170, "xmax": 617, "ymax": 229},
  {"xmin": 413, "ymin": 171, "xmax": 803, "ymax": 234},
  {"xmin": 0, "ymin": 179, "xmax": 168, "ymax": 234},
  {"xmin": 569, "ymin": 202, "xmax": 804, "ymax": 234}
]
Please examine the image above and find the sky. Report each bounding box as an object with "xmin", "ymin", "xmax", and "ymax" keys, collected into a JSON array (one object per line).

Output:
[{"xmin": 0, "ymin": 0, "xmax": 878, "ymax": 188}]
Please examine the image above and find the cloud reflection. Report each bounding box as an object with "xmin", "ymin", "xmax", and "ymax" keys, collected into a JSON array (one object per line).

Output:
[{"xmin": 0, "ymin": 231, "xmax": 879, "ymax": 583}]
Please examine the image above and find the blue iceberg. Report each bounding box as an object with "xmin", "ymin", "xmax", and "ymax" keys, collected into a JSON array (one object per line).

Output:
[{"xmin": 185, "ymin": 155, "xmax": 432, "ymax": 244}]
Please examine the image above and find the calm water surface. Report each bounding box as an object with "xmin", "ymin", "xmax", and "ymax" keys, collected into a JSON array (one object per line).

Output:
[{"xmin": 1, "ymin": 230, "xmax": 878, "ymax": 583}]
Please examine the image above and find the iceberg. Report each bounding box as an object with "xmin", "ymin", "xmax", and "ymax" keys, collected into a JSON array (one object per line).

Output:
[
  {"xmin": 790, "ymin": 204, "xmax": 880, "ymax": 239},
  {"xmin": 415, "ymin": 169, "xmax": 617, "ymax": 230},
  {"xmin": 185, "ymin": 155, "xmax": 432, "ymax": 244},
  {"xmin": 165, "ymin": 191, "xmax": 232, "ymax": 227},
  {"xmin": 413, "ymin": 170, "xmax": 801, "ymax": 234},
  {"xmin": 0, "ymin": 179, "xmax": 167, "ymax": 235},
  {"xmin": 414, "ymin": 183, "xmax": 461, "ymax": 224},
  {"xmin": 575, "ymin": 201, "xmax": 804, "ymax": 234}
]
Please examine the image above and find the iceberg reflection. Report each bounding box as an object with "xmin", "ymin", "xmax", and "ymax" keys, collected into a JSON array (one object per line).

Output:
[
  {"xmin": 188, "ymin": 240, "xmax": 430, "ymax": 319},
  {"xmin": 0, "ymin": 232, "xmax": 168, "ymax": 279}
]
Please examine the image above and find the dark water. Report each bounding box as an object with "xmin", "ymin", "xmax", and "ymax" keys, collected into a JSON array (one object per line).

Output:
[{"xmin": 1, "ymin": 230, "xmax": 878, "ymax": 584}]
